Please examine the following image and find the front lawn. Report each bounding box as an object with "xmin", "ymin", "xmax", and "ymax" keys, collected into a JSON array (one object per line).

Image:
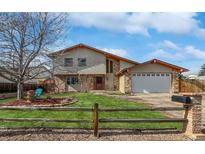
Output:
[{"xmin": 0, "ymin": 92, "xmax": 182, "ymax": 130}]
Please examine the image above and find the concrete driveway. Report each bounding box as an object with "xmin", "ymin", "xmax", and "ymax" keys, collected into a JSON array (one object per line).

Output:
[
  {"xmin": 94, "ymin": 92, "xmax": 184, "ymax": 118},
  {"xmin": 117, "ymin": 93, "xmax": 184, "ymax": 118}
]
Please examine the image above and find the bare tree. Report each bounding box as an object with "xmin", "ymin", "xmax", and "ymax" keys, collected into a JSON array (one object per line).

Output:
[{"xmin": 0, "ymin": 13, "xmax": 68, "ymax": 99}]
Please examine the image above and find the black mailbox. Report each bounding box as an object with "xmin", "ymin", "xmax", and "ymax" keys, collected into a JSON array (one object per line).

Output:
[{"xmin": 171, "ymin": 95, "xmax": 191, "ymax": 104}]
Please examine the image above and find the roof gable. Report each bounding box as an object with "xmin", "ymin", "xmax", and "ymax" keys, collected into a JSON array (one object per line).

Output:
[
  {"xmin": 117, "ymin": 58, "xmax": 189, "ymax": 75},
  {"xmin": 48, "ymin": 43, "xmax": 139, "ymax": 65},
  {"xmin": 143, "ymin": 59, "xmax": 189, "ymax": 72}
]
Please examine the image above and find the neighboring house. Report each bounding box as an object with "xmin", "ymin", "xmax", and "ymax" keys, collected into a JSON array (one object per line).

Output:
[
  {"xmin": 187, "ymin": 74, "xmax": 198, "ymax": 80},
  {"xmin": 187, "ymin": 74, "xmax": 205, "ymax": 80},
  {"xmin": 48, "ymin": 43, "xmax": 188, "ymax": 93},
  {"xmin": 27, "ymin": 66, "xmax": 51, "ymax": 84},
  {"xmin": 0, "ymin": 76, "xmax": 14, "ymax": 83},
  {"xmin": 0, "ymin": 66, "xmax": 50, "ymax": 84}
]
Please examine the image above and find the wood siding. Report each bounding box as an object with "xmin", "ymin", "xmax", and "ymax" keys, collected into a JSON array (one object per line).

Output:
[{"xmin": 180, "ymin": 79, "xmax": 205, "ymax": 93}]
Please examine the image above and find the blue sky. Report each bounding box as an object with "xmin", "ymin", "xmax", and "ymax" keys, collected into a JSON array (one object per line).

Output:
[{"xmin": 62, "ymin": 13, "xmax": 205, "ymax": 75}]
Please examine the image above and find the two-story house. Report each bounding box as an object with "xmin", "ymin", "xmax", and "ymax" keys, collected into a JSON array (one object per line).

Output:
[
  {"xmin": 48, "ymin": 43, "xmax": 138, "ymax": 92},
  {"xmin": 48, "ymin": 43, "xmax": 188, "ymax": 93}
]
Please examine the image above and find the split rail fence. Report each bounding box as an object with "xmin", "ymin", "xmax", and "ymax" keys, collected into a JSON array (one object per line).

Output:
[{"xmin": 0, "ymin": 103, "xmax": 189, "ymax": 137}]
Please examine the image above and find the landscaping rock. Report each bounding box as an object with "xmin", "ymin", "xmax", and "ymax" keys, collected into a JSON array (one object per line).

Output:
[{"xmin": 0, "ymin": 128, "xmax": 190, "ymax": 141}]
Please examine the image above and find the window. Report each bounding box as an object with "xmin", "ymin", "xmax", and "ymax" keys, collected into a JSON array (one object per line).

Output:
[
  {"xmin": 106, "ymin": 59, "xmax": 114, "ymax": 73},
  {"xmin": 147, "ymin": 74, "xmax": 150, "ymax": 76},
  {"xmin": 133, "ymin": 74, "xmax": 136, "ymax": 76},
  {"xmin": 110, "ymin": 61, "xmax": 113, "ymax": 73},
  {"xmin": 137, "ymin": 74, "xmax": 141, "ymax": 76},
  {"xmin": 78, "ymin": 58, "xmax": 86, "ymax": 67},
  {"xmin": 106, "ymin": 59, "xmax": 109, "ymax": 73},
  {"xmin": 151, "ymin": 73, "xmax": 155, "ymax": 76},
  {"xmin": 161, "ymin": 73, "xmax": 165, "ymax": 77},
  {"xmin": 67, "ymin": 76, "xmax": 79, "ymax": 85},
  {"xmin": 64, "ymin": 58, "xmax": 73, "ymax": 67},
  {"xmin": 166, "ymin": 73, "xmax": 170, "ymax": 76}
]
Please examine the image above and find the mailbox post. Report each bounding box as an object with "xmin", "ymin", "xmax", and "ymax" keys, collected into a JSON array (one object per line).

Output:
[{"xmin": 171, "ymin": 94, "xmax": 202, "ymax": 138}]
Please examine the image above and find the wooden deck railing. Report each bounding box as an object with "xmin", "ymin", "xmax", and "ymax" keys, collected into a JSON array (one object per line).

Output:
[{"xmin": 0, "ymin": 104, "xmax": 188, "ymax": 137}]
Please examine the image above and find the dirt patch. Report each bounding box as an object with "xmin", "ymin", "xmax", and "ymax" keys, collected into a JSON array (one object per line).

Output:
[{"xmin": 0, "ymin": 97, "xmax": 77, "ymax": 107}]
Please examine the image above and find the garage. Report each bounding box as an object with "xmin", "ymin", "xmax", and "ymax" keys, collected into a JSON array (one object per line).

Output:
[
  {"xmin": 131, "ymin": 73, "xmax": 171, "ymax": 93},
  {"xmin": 118, "ymin": 59, "xmax": 189, "ymax": 94}
]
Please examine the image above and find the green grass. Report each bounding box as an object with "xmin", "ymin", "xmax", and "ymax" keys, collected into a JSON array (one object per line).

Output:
[{"xmin": 0, "ymin": 92, "xmax": 182, "ymax": 130}]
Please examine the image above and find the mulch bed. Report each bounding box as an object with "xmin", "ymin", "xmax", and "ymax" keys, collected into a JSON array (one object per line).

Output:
[{"xmin": 0, "ymin": 97, "xmax": 77, "ymax": 107}]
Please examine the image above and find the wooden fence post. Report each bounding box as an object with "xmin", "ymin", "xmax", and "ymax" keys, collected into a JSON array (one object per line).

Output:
[
  {"xmin": 93, "ymin": 103, "xmax": 99, "ymax": 137},
  {"xmin": 182, "ymin": 104, "xmax": 190, "ymax": 133}
]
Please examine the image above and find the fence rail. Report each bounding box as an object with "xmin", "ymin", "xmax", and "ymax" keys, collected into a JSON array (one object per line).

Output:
[
  {"xmin": 0, "ymin": 106, "xmax": 93, "ymax": 111},
  {"xmin": 99, "ymin": 107, "xmax": 186, "ymax": 112},
  {"xmin": 99, "ymin": 118, "xmax": 187, "ymax": 123},
  {"xmin": 0, "ymin": 118, "xmax": 92, "ymax": 123},
  {"xmin": 0, "ymin": 103, "xmax": 188, "ymax": 137}
]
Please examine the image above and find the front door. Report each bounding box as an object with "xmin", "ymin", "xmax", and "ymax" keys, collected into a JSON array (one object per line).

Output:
[{"xmin": 95, "ymin": 77, "xmax": 105, "ymax": 90}]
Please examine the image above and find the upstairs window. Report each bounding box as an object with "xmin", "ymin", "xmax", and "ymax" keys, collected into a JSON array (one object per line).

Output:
[
  {"xmin": 64, "ymin": 58, "xmax": 73, "ymax": 67},
  {"xmin": 106, "ymin": 59, "xmax": 113, "ymax": 73},
  {"xmin": 106, "ymin": 59, "xmax": 109, "ymax": 73},
  {"xmin": 110, "ymin": 60, "xmax": 113, "ymax": 73},
  {"xmin": 78, "ymin": 58, "xmax": 87, "ymax": 67}
]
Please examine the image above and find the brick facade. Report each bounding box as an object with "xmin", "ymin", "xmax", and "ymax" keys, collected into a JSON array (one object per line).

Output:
[
  {"xmin": 78, "ymin": 75, "xmax": 92, "ymax": 92},
  {"xmin": 113, "ymin": 60, "xmax": 120, "ymax": 91},
  {"xmin": 124, "ymin": 71, "xmax": 131, "ymax": 94},
  {"xmin": 84, "ymin": 75, "xmax": 95, "ymax": 91},
  {"xmin": 54, "ymin": 75, "xmax": 66, "ymax": 92},
  {"xmin": 172, "ymin": 72, "xmax": 180, "ymax": 93},
  {"xmin": 55, "ymin": 74, "xmax": 106, "ymax": 92}
]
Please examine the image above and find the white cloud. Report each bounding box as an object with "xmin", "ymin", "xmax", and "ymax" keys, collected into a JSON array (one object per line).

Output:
[
  {"xmin": 100, "ymin": 48, "xmax": 128, "ymax": 57},
  {"xmin": 70, "ymin": 13, "xmax": 205, "ymax": 38},
  {"xmin": 148, "ymin": 49, "xmax": 184, "ymax": 60},
  {"xmin": 185, "ymin": 46, "xmax": 205, "ymax": 59},
  {"xmin": 145, "ymin": 13, "xmax": 198, "ymax": 35},
  {"xmin": 148, "ymin": 49, "xmax": 175, "ymax": 59},
  {"xmin": 147, "ymin": 40, "xmax": 205, "ymax": 60},
  {"xmin": 194, "ymin": 28, "xmax": 205, "ymax": 40},
  {"xmin": 70, "ymin": 13, "xmax": 149, "ymax": 36},
  {"xmin": 163, "ymin": 40, "xmax": 181, "ymax": 51}
]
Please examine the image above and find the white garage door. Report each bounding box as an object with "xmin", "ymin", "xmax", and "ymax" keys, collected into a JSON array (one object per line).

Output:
[{"xmin": 131, "ymin": 73, "xmax": 171, "ymax": 93}]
